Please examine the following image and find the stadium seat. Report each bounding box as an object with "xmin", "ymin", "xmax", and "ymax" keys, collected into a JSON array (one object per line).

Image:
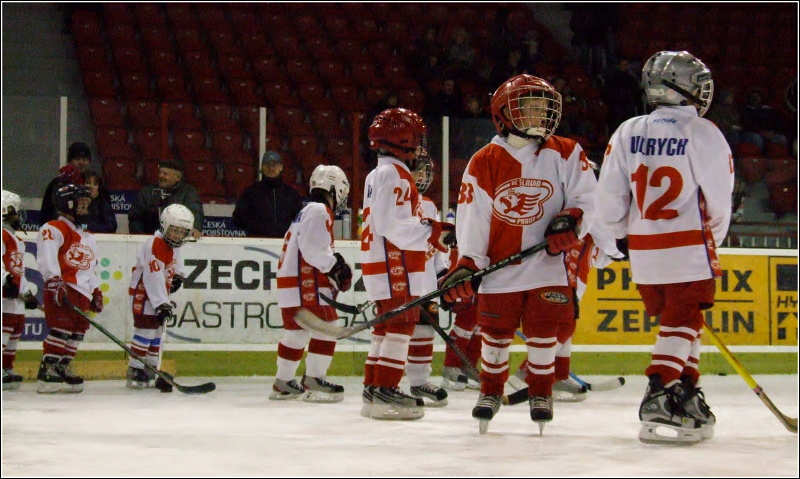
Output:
[
  {"xmin": 194, "ymin": 76, "xmax": 228, "ymax": 104},
  {"xmin": 367, "ymin": 41, "xmax": 393, "ymax": 61},
  {"xmin": 174, "ymin": 28, "xmax": 205, "ymax": 53},
  {"xmin": 252, "ymin": 56, "xmax": 287, "ymax": 84},
  {"xmin": 306, "ymin": 36, "xmax": 336, "ymax": 61},
  {"xmin": 180, "ymin": 147, "xmax": 214, "ymax": 166},
  {"xmin": 365, "ymin": 86, "xmax": 390, "ymax": 109},
  {"xmin": 273, "ymin": 35, "xmax": 306, "ymax": 58},
  {"xmin": 134, "ymin": 128, "xmax": 165, "ymax": 159},
  {"xmin": 201, "ymin": 103, "xmax": 238, "ymax": 132},
  {"xmin": 224, "ymin": 163, "xmax": 257, "ymax": 199},
  {"xmin": 317, "ymin": 60, "xmax": 348, "ymax": 86},
  {"xmin": 289, "ymin": 135, "xmax": 319, "ymax": 167},
  {"xmin": 82, "ymin": 70, "xmax": 117, "ymax": 98},
  {"xmin": 768, "ymin": 182, "xmax": 797, "ymax": 216},
  {"xmin": 134, "ymin": 4, "xmax": 166, "ymax": 27},
  {"xmin": 107, "ymin": 23, "xmax": 138, "ymax": 50},
  {"xmin": 220, "ymin": 150, "xmax": 256, "ymax": 167},
  {"xmin": 209, "ymin": 29, "xmax": 238, "ymax": 55},
  {"xmin": 241, "ymin": 33, "xmax": 273, "ymax": 58},
  {"xmin": 149, "ymin": 49, "xmax": 181, "ymax": 77},
  {"xmin": 89, "ymin": 98, "xmax": 125, "ymax": 127},
  {"xmin": 157, "ymin": 74, "xmax": 190, "ymax": 102},
  {"xmin": 127, "ymin": 100, "xmax": 162, "ymax": 129},
  {"xmin": 324, "ymin": 16, "xmax": 351, "ymax": 40},
  {"xmin": 297, "ymin": 83, "xmax": 327, "ymax": 106},
  {"xmin": 77, "ymin": 45, "xmax": 112, "ymax": 73},
  {"xmin": 183, "ymin": 50, "xmax": 217, "ymax": 79},
  {"xmin": 263, "ymin": 82, "xmax": 302, "ymax": 107},
  {"xmin": 218, "ymin": 54, "xmax": 251, "ymax": 81},
  {"xmin": 174, "ymin": 130, "xmax": 207, "ymax": 155},
  {"xmin": 212, "ymin": 130, "xmax": 246, "ymax": 156},
  {"xmin": 228, "ymin": 79, "xmax": 263, "ymax": 107},
  {"xmin": 765, "ymin": 141, "xmax": 789, "ymax": 158},
  {"xmin": 196, "ymin": 5, "xmax": 227, "ymax": 30},
  {"xmin": 95, "ymin": 127, "xmax": 136, "ymax": 160},
  {"xmin": 166, "ymin": 102, "xmax": 203, "ymax": 131},
  {"xmin": 384, "ymin": 21, "xmax": 409, "ymax": 46},
  {"xmin": 120, "ymin": 72, "xmax": 153, "ymax": 100},
  {"xmin": 325, "ymin": 137, "xmax": 351, "ymax": 164},
  {"xmin": 103, "ymin": 3, "xmax": 135, "ymax": 26},
  {"xmin": 286, "ymin": 58, "xmax": 318, "ymax": 84},
  {"xmin": 737, "ymin": 156, "xmax": 766, "ymax": 184},
  {"xmin": 72, "ymin": 10, "xmax": 104, "ymax": 46},
  {"xmin": 351, "ymin": 62, "xmax": 378, "ymax": 87},
  {"xmin": 331, "ymin": 85, "xmax": 366, "ymax": 112},
  {"xmin": 141, "ymin": 26, "xmax": 172, "ymax": 52},
  {"xmin": 238, "ymin": 105, "xmax": 279, "ymax": 138},
  {"xmin": 230, "ymin": 10, "xmax": 260, "ymax": 35},
  {"xmin": 274, "ymin": 107, "xmax": 313, "ymax": 135},
  {"xmin": 309, "ymin": 109, "xmax": 341, "ymax": 133},
  {"xmin": 103, "ymin": 157, "xmax": 141, "ymax": 191},
  {"xmin": 398, "ymin": 88, "xmax": 425, "ymax": 113},
  {"xmin": 113, "ymin": 47, "xmax": 147, "ymax": 74},
  {"xmin": 294, "ymin": 14, "xmax": 320, "ymax": 36},
  {"xmin": 166, "ymin": 4, "xmax": 198, "ymax": 29},
  {"xmin": 335, "ymin": 39, "xmax": 364, "ymax": 62}
]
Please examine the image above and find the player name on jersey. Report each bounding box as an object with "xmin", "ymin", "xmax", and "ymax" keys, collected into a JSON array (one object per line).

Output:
[{"xmin": 630, "ymin": 136, "xmax": 688, "ymax": 156}]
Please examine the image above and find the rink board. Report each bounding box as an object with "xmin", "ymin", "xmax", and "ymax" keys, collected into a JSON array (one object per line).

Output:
[{"xmin": 13, "ymin": 233, "xmax": 798, "ymax": 349}]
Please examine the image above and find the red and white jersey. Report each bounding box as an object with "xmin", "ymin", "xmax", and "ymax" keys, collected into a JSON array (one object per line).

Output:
[
  {"xmin": 565, "ymin": 230, "xmax": 618, "ymax": 301},
  {"xmin": 361, "ymin": 155, "xmax": 431, "ymax": 300},
  {"xmin": 276, "ymin": 201, "xmax": 338, "ymax": 308},
  {"xmin": 595, "ymin": 105, "xmax": 734, "ymax": 284},
  {"xmin": 36, "ymin": 216, "xmax": 99, "ymax": 299},
  {"xmin": 2, "ymin": 227, "xmax": 28, "ymax": 314},
  {"xmin": 129, "ymin": 231, "xmax": 183, "ymax": 315},
  {"xmin": 419, "ymin": 195, "xmax": 450, "ymax": 295},
  {"xmin": 455, "ymin": 134, "xmax": 597, "ymax": 294}
]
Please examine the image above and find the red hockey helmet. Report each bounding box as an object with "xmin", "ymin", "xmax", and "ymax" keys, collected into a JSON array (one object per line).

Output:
[
  {"xmin": 368, "ymin": 107, "xmax": 427, "ymax": 161},
  {"xmin": 490, "ymin": 74, "xmax": 562, "ymax": 141}
]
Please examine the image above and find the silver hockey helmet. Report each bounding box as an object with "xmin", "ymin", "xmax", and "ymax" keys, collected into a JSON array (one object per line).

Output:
[{"xmin": 641, "ymin": 50, "xmax": 714, "ymax": 117}]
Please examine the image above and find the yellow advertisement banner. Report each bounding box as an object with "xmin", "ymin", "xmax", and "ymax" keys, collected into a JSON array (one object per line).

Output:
[{"xmin": 574, "ymin": 254, "xmax": 798, "ymax": 345}]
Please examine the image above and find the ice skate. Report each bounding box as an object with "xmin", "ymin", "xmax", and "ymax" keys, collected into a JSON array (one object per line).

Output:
[
  {"xmin": 360, "ymin": 385, "xmax": 374, "ymax": 418},
  {"xmin": 57, "ymin": 359, "xmax": 84, "ymax": 393},
  {"xmin": 553, "ymin": 377, "xmax": 588, "ymax": 402},
  {"xmin": 268, "ymin": 378, "xmax": 305, "ymax": 400},
  {"xmin": 410, "ymin": 382, "xmax": 448, "ymax": 407},
  {"xmin": 472, "ymin": 393, "xmax": 501, "ymax": 434},
  {"xmin": 301, "ymin": 375, "xmax": 344, "ymax": 403},
  {"xmin": 126, "ymin": 366, "xmax": 149, "ymax": 389},
  {"xmin": 681, "ymin": 377, "xmax": 716, "ymax": 439},
  {"xmin": 530, "ymin": 395, "xmax": 553, "ymax": 435},
  {"xmin": 2, "ymin": 369, "xmax": 23, "ymax": 391},
  {"xmin": 638, "ymin": 375, "xmax": 703, "ymax": 444},
  {"xmin": 36, "ymin": 358, "xmax": 63, "ymax": 393},
  {"xmin": 370, "ymin": 386, "xmax": 424, "ymax": 420},
  {"xmin": 441, "ymin": 366, "xmax": 467, "ymax": 391}
]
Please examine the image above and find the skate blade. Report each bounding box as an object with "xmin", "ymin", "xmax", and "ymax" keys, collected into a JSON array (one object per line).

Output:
[
  {"xmin": 639, "ymin": 421, "xmax": 703, "ymax": 445},
  {"xmin": 478, "ymin": 419, "xmax": 490, "ymax": 434},
  {"xmin": 126, "ymin": 381, "xmax": 147, "ymax": 390},
  {"xmin": 36, "ymin": 381, "xmax": 63, "ymax": 394},
  {"xmin": 302, "ymin": 390, "xmax": 344, "ymax": 403},
  {"xmin": 369, "ymin": 402, "xmax": 424, "ymax": 420},
  {"xmin": 268, "ymin": 391, "xmax": 302, "ymax": 400},
  {"xmin": 61, "ymin": 384, "xmax": 84, "ymax": 393},
  {"xmin": 537, "ymin": 422, "xmax": 545, "ymax": 436},
  {"xmin": 701, "ymin": 424, "xmax": 714, "ymax": 440},
  {"xmin": 441, "ymin": 378, "xmax": 466, "ymax": 391},
  {"xmin": 553, "ymin": 390, "xmax": 588, "ymax": 402},
  {"xmin": 360, "ymin": 402, "xmax": 372, "ymax": 418},
  {"xmin": 414, "ymin": 396, "xmax": 448, "ymax": 408},
  {"xmin": 465, "ymin": 379, "xmax": 480, "ymax": 390}
]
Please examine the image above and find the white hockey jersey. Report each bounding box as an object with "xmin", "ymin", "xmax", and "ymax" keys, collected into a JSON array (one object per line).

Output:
[
  {"xmin": 36, "ymin": 216, "xmax": 99, "ymax": 299},
  {"xmin": 276, "ymin": 201, "xmax": 338, "ymax": 308},
  {"xmin": 361, "ymin": 155, "xmax": 432, "ymax": 300},
  {"xmin": 419, "ymin": 195, "xmax": 450, "ymax": 295},
  {"xmin": 595, "ymin": 105, "xmax": 734, "ymax": 284},
  {"xmin": 2, "ymin": 227, "xmax": 29, "ymax": 315},
  {"xmin": 455, "ymin": 134, "xmax": 598, "ymax": 294},
  {"xmin": 129, "ymin": 231, "xmax": 183, "ymax": 315}
]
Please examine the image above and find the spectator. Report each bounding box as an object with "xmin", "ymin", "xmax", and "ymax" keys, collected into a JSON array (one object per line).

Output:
[
  {"xmin": 83, "ymin": 171, "xmax": 117, "ymax": 233},
  {"xmin": 232, "ymin": 151, "xmax": 304, "ymax": 238},
  {"xmin": 489, "ymin": 47, "xmax": 528, "ymax": 90},
  {"xmin": 430, "ymin": 78, "xmax": 463, "ymax": 116},
  {"xmin": 128, "ymin": 159, "xmax": 203, "ymax": 238},
  {"xmin": 740, "ymin": 87, "xmax": 789, "ymax": 151},
  {"xmin": 705, "ymin": 89, "xmax": 742, "ymax": 148},
  {"xmin": 447, "ymin": 28, "xmax": 475, "ymax": 73},
  {"xmin": 603, "ymin": 58, "xmax": 641, "ymax": 131},
  {"xmin": 40, "ymin": 141, "xmax": 91, "ymax": 225}
]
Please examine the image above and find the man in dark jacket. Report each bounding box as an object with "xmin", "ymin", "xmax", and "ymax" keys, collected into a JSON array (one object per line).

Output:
[
  {"xmin": 40, "ymin": 142, "xmax": 91, "ymax": 225},
  {"xmin": 233, "ymin": 151, "xmax": 304, "ymax": 238},
  {"xmin": 128, "ymin": 159, "xmax": 203, "ymax": 237}
]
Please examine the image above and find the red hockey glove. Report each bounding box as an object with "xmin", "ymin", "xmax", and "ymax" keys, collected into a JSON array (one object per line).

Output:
[
  {"xmin": 545, "ymin": 208, "xmax": 583, "ymax": 256},
  {"xmin": 438, "ymin": 257, "xmax": 479, "ymax": 304},
  {"xmin": 44, "ymin": 276, "xmax": 68, "ymax": 307},
  {"xmin": 327, "ymin": 253, "xmax": 352, "ymax": 292},
  {"xmin": 427, "ymin": 220, "xmax": 456, "ymax": 253},
  {"xmin": 90, "ymin": 288, "xmax": 103, "ymax": 313}
]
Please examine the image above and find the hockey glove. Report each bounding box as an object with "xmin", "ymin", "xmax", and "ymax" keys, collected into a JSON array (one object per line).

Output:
[
  {"xmin": 327, "ymin": 253, "xmax": 352, "ymax": 292},
  {"xmin": 155, "ymin": 303, "xmax": 173, "ymax": 324},
  {"xmin": 613, "ymin": 237, "xmax": 629, "ymax": 261},
  {"xmin": 427, "ymin": 220, "xmax": 456, "ymax": 253},
  {"xmin": 544, "ymin": 208, "xmax": 583, "ymax": 256},
  {"xmin": 169, "ymin": 274, "xmax": 183, "ymax": 294},
  {"xmin": 2, "ymin": 274, "xmax": 20, "ymax": 299},
  {"xmin": 44, "ymin": 276, "xmax": 68, "ymax": 307},
  {"xmin": 90, "ymin": 288, "xmax": 104, "ymax": 313},
  {"xmin": 23, "ymin": 291, "xmax": 40, "ymax": 310},
  {"xmin": 438, "ymin": 257, "xmax": 480, "ymax": 304}
]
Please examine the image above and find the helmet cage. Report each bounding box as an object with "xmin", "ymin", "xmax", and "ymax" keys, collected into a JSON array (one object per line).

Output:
[
  {"xmin": 492, "ymin": 75, "xmax": 562, "ymax": 140},
  {"xmin": 413, "ymin": 156, "xmax": 434, "ymax": 193}
]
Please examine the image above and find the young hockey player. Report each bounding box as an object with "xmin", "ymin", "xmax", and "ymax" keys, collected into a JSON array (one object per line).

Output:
[
  {"xmin": 36, "ymin": 184, "xmax": 102, "ymax": 393},
  {"xmin": 405, "ymin": 156, "xmax": 449, "ymax": 407},
  {"xmin": 439, "ymin": 74, "xmax": 597, "ymax": 434},
  {"xmin": 2, "ymin": 190, "xmax": 39, "ymax": 389},
  {"xmin": 595, "ymin": 50, "xmax": 732, "ymax": 444},
  {"xmin": 126, "ymin": 203, "xmax": 194, "ymax": 390},
  {"xmin": 360, "ymin": 108, "xmax": 455, "ymax": 420},
  {"xmin": 272, "ymin": 164, "xmax": 352, "ymax": 402}
]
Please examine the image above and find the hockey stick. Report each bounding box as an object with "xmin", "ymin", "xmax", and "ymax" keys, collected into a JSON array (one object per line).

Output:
[
  {"xmin": 295, "ymin": 239, "xmax": 550, "ymax": 339},
  {"xmin": 702, "ymin": 323, "xmax": 797, "ymax": 433},
  {"xmin": 69, "ymin": 304, "xmax": 215, "ymax": 394},
  {"xmin": 319, "ymin": 292, "xmax": 480, "ymax": 381}
]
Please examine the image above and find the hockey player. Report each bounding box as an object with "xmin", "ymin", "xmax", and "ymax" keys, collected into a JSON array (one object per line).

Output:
[
  {"xmin": 272, "ymin": 164, "xmax": 352, "ymax": 402},
  {"xmin": 595, "ymin": 51, "xmax": 732, "ymax": 444},
  {"xmin": 126, "ymin": 203, "xmax": 194, "ymax": 389},
  {"xmin": 405, "ymin": 156, "xmax": 449, "ymax": 407},
  {"xmin": 2, "ymin": 190, "xmax": 39, "ymax": 390},
  {"xmin": 439, "ymin": 74, "xmax": 597, "ymax": 434},
  {"xmin": 36, "ymin": 184, "xmax": 102, "ymax": 393},
  {"xmin": 360, "ymin": 108, "xmax": 455, "ymax": 420}
]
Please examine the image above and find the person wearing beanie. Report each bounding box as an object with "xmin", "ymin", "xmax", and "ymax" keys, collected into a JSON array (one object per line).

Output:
[
  {"xmin": 128, "ymin": 159, "xmax": 203, "ymax": 237},
  {"xmin": 39, "ymin": 142, "xmax": 92, "ymax": 225}
]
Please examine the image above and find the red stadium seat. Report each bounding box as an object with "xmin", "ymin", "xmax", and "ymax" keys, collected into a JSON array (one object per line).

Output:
[
  {"xmin": 166, "ymin": 102, "xmax": 203, "ymax": 131},
  {"xmin": 107, "ymin": 23, "xmax": 138, "ymax": 50},
  {"xmin": 104, "ymin": 3, "xmax": 135, "ymax": 26},
  {"xmin": 241, "ymin": 33, "xmax": 273, "ymax": 58},
  {"xmin": 183, "ymin": 50, "xmax": 217, "ymax": 79},
  {"xmin": 174, "ymin": 130, "xmax": 207, "ymax": 155},
  {"xmin": 351, "ymin": 62, "xmax": 378, "ymax": 87},
  {"xmin": 297, "ymin": 83, "xmax": 327, "ymax": 106},
  {"xmin": 149, "ymin": 49, "xmax": 181, "ymax": 77},
  {"xmin": 289, "ymin": 135, "xmax": 319, "ymax": 167},
  {"xmin": 157, "ymin": 74, "xmax": 190, "ymax": 102},
  {"xmin": 384, "ymin": 21, "xmax": 409, "ymax": 46},
  {"xmin": 230, "ymin": 9, "xmax": 260, "ymax": 35},
  {"xmin": 194, "ymin": 77, "xmax": 228, "ymax": 104},
  {"xmin": 103, "ymin": 157, "xmax": 141, "ymax": 191},
  {"xmin": 141, "ymin": 26, "xmax": 172, "ymax": 52},
  {"xmin": 335, "ymin": 39, "xmax": 364, "ymax": 62},
  {"xmin": 113, "ymin": 47, "xmax": 147, "ymax": 74},
  {"xmin": 306, "ymin": 36, "xmax": 336, "ymax": 61},
  {"xmin": 72, "ymin": 11, "xmax": 104, "ymax": 46},
  {"xmin": 273, "ymin": 35, "xmax": 306, "ymax": 58},
  {"xmin": 318, "ymin": 60, "xmax": 348, "ymax": 86},
  {"xmin": 765, "ymin": 141, "xmax": 790, "ymax": 158},
  {"xmin": 324, "ymin": 16, "xmax": 351, "ymax": 40},
  {"xmin": 286, "ymin": 58, "xmax": 318, "ymax": 84},
  {"xmin": 82, "ymin": 70, "xmax": 117, "ymax": 98},
  {"xmin": 398, "ymin": 88, "xmax": 425, "ymax": 113},
  {"xmin": 263, "ymin": 82, "xmax": 301, "ymax": 107},
  {"xmin": 274, "ymin": 107, "xmax": 313, "ymax": 135},
  {"xmin": 737, "ymin": 156, "xmax": 766, "ymax": 183},
  {"xmin": 238, "ymin": 105, "xmax": 280, "ymax": 138},
  {"xmin": 166, "ymin": 4, "xmax": 198, "ymax": 29},
  {"xmin": 127, "ymin": 100, "xmax": 162, "ymax": 129},
  {"xmin": 212, "ymin": 130, "xmax": 246, "ymax": 156},
  {"xmin": 196, "ymin": 5, "xmax": 227, "ymax": 29},
  {"xmin": 134, "ymin": 128, "xmax": 165, "ymax": 159},
  {"xmin": 89, "ymin": 98, "xmax": 125, "ymax": 127},
  {"xmin": 77, "ymin": 45, "xmax": 112, "ymax": 73},
  {"xmin": 325, "ymin": 137, "xmax": 352, "ymax": 164},
  {"xmin": 201, "ymin": 103, "xmax": 238, "ymax": 132},
  {"xmin": 181, "ymin": 148, "xmax": 213, "ymax": 166},
  {"xmin": 229, "ymin": 79, "xmax": 264, "ymax": 106},
  {"xmin": 209, "ymin": 29, "xmax": 239, "ymax": 55},
  {"xmin": 309, "ymin": 109, "xmax": 341, "ymax": 133},
  {"xmin": 252, "ymin": 56, "xmax": 287, "ymax": 84},
  {"xmin": 331, "ymin": 85, "xmax": 366, "ymax": 112},
  {"xmin": 120, "ymin": 72, "xmax": 153, "ymax": 100},
  {"xmin": 218, "ymin": 54, "xmax": 251, "ymax": 80},
  {"xmin": 367, "ymin": 41, "xmax": 393, "ymax": 61},
  {"xmin": 224, "ymin": 163, "xmax": 257, "ymax": 199},
  {"xmin": 768, "ymin": 182, "xmax": 797, "ymax": 216},
  {"xmin": 175, "ymin": 28, "xmax": 205, "ymax": 53},
  {"xmin": 220, "ymin": 150, "xmax": 256, "ymax": 167},
  {"xmin": 365, "ymin": 86, "xmax": 390, "ymax": 109},
  {"xmin": 134, "ymin": 4, "xmax": 166, "ymax": 27},
  {"xmin": 95, "ymin": 127, "xmax": 135, "ymax": 160}
]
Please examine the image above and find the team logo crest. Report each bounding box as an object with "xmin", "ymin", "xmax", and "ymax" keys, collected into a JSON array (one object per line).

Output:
[
  {"xmin": 302, "ymin": 279, "xmax": 315, "ymax": 288},
  {"xmin": 6, "ymin": 251, "xmax": 24, "ymax": 276},
  {"xmin": 387, "ymin": 251, "xmax": 402, "ymax": 260},
  {"xmin": 492, "ymin": 178, "xmax": 553, "ymax": 226},
  {"xmin": 391, "ymin": 282, "xmax": 408, "ymax": 292},
  {"xmin": 301, "ymin": 266, "xmax": 313, "ymax": 274},
  {"xmin": 65, "ymin": 243, "xmax": 95, "ymax": 270},
  {"xmin": 302, "ymin": 292, "xmax": 317, "ymax": 302},
  {"xmin": 390, "ymin": 266, "xmax": 404, "ymax": 276},
  {"xmin": 540, "ymin": 290, "xmax": 569, "ymax": 304}
]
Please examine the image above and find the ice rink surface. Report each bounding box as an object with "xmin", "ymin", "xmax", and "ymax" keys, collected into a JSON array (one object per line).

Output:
[{"xmin": 3, "ymin": 374, "xmax": 798, "ymax": 477}]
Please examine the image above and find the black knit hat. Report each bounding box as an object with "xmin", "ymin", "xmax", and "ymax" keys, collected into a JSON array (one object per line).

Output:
[
  {"xmin": 158, "ymin": 159, "xmax": 184, "ymax": 172},
  {"xmin": 68, "ymin": 142, "xmax": 91, "ymax": 161}
]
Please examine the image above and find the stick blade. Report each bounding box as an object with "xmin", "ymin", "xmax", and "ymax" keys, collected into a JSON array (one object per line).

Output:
[
  {"xmin": 784, "ymin": 416, "xmax": 798, "ymax": 434},
  {"xmin": 294, "ymin": 308, "xmax": 349, "ymax": 338},
  {"xmin": 176, "ymin": 382, "xmax": 216, "ymax": 394},
  {"xmin": 587, "ymin": 377, "xmax": 625, "ymax": 392}
]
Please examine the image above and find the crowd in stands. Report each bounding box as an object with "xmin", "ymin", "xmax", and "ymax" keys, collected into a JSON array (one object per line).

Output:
[{"xmin": 46, "ymin": 3, "xmax": 796, "ymax": 238}]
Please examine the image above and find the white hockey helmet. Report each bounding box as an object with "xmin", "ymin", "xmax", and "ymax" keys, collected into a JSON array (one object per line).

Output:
[
  {"xmin": 160, "ymin": 203, "xmax": 194, "ymax": 248},
  {"xmin": 2, "ymin": 190, "xmax": 22, "ymax": 220},
  {"xmin": 309, "ymin": 164, "xmax": 350, "ymax": 212},
  {"xmin": 641, "ymin": 50, "xmax": 714, "ymax": 117}
]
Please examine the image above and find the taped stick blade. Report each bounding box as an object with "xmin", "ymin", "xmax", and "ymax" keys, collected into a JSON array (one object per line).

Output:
[{"xmin": 294, "ymin": 308, "xmax": 349, "ymax": 338}]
